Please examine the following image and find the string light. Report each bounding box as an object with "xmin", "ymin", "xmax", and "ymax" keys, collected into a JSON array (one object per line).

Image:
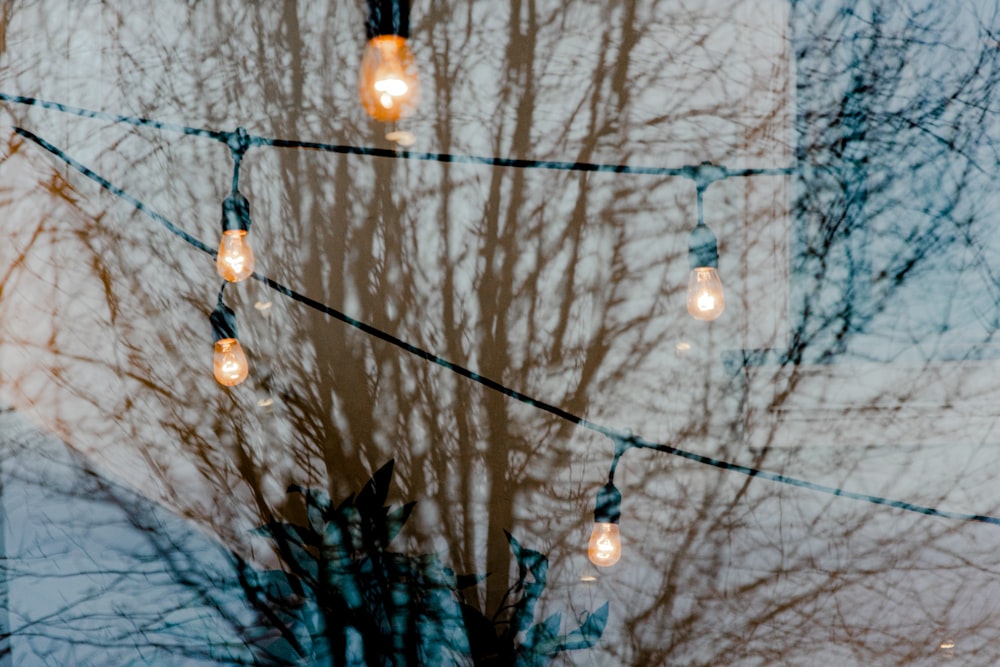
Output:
[
  {"xmin": 359, "ymin": 0, "xmax": 419, "ymax": 122},
  {"xmin": 217, "ymin": 191, "xmax": 254, "ymax": 282},
  {"xmin": 216, "ymin": 128, "xmax": 255, "ymax": 283},
  {"xmin": 588, "ymin": 435, "xmax": 628, "ymax": 567},
  {"xmin": 10, "ymin": 95, "xmax": 1000, "ymax": 542},
  {"xmin": 687, "ymin": 172, "xmax": 726, "ymax": 321},
  {"xmin": 588, "ymin": 482, "xmax": 623, "ymax": 567},
  {"xmin": 210, "ymin": 286, "xmax": 249, "ymax": 387}
]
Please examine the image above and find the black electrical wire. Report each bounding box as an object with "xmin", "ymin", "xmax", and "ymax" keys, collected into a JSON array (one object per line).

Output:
[
  {"xmin": 12, "ymin": 127, "xmax": 214, "ymax": 255},
  {"xmin": 13, "ymin": 124, "xmax": 1000, "ymax": 529},
  {"xmin": 0, "ymin": 93, "xmax": 228, "ymax": 142},
  {"xmin": 0, "ymin": 93, "xmax": 793, "ymax": 182},
  {"xmin": 12, "ymin": 126, "xmax": 616, "ymax": 439}
]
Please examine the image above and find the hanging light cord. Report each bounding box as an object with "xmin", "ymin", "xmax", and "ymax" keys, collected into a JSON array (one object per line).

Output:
[
  {"xmin": 693, "ymin": 162, "xmax": 726, "ymax": 228},
  {"xmin": 228, "ymin": 128, "xmax": 248, "ymax": 193},
  {"xmin": 7, "ymin": 97, "xmax": 1000, "ymax": 529},
  {"xmin": 695, "ymin": 184, "xmax": 706, "ymax": 228},
  {"xmin": 217, "ymin": 281, "xmax": 229, "ymax": 309},
  {"xmin": 0, "ymin": 93, "xmax": 794, "ymax": 181},
  {"xmin": 606, "ymin": 433, "xmax": 632, "ymax": 485}
]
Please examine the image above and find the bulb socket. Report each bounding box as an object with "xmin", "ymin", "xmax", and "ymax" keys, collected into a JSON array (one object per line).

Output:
[
  {"xmin": 689, "ymin": 224, "xmax": 719, "ymax": 269},
  {"xmin": 221, "ymin": 191, "xmax": 252, "ymax": 233},
  {"xmin": 210, "ymin": 303, "xmax": 239, "ymax": 343},
  {"xmin": 366, "ymin": 0, "xmax": 410, "ymax": 39},
  {"xmin": 593, "ymin": 482, "xmax": 622, "ymax": 525}
]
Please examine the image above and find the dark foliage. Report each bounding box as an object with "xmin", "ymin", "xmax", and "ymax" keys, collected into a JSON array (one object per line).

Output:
[{"xmin": 244, "ymin": 460, "xmax": 607, "ymax": 666}]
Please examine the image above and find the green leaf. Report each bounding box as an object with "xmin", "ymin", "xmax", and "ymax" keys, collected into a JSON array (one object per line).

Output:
[
  {"xmin": 245, "ymin": 568, "xmax": 303, "ymax": 601},
  {"xmin": 334, "ymin": 492, "xmax": 356, "ymax": 512},
  {"xmin": 254, "ymin": 522, "xmax": 320, "ymax": 582},
  {"xmin": 452, "ymin": 571, "xmax": 490, "ymax": 591},
  {"xmin": 520, "ymin": 611, "xmax": 561, "ymax": 654},
  {"xmin": 514, "ymin": 603, "xmax": 609, "ymax": 665},
  {"xmin": 460, "ymin": 601, "xmax": 500, "ymax": 661},
  {"xmin": 507, "ymin": 581, "xmax": 545, "ymax": 640},
  {"xmin": 356, "ymin": 459, "xmax": 395, "ymax": 520},
  {"xmin": 553, "ymin": 602, "xmax": 609, "ymax": 652},
  {"xmin": 382, "ymin": 500, "xmax": 416, "ymax": 547},
  {"xmin": 505, "ymin": 529, "xmax": 548, "ymax": 587},
  {"xmin": 319, "ymin": 520, "xmax": 354, "ymax": 568},
  {"xmin": 287, "ymin": 484, "xmax": 330, "ymax": 510},
  {"xmin": 323, "ymin": 563, "xmax": 365, "ymax": 610},
  {"xmin": 287, "ymin": 485, "xmax": 331, "ymax": 534},
  {"xmin": 500, "ymin": 532, "xmax": 550, "ymax": 642},
  {"xmin": 248, "ymin": 633, "xmax": 309, "ymax": 665}
]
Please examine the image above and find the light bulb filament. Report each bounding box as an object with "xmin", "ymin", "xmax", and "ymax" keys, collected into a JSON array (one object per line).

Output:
[
  {"xmin": 587, "ymin": 522, "xmax": 622, "ymax": 567},
  {"xmin": 223, "ymin": 254, "xmax": 245, "ymax": 273},
  {"xmin": 686, "ymin": 266, "xmax": 725, "ymax": 321},
  {"xmin": 375, "ymin": 78, "xmax": 408, "ymax": 96},
  {"xmin": 696, "ymin": 292, "xmax": 716, "ymax": 312},
  {"xmin": 594, "ymin": 535, "xmax": 615, "ymax": 560}
]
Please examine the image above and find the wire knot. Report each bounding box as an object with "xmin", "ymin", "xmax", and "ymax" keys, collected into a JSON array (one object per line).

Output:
[
  {"xmin": 692, "ymin": 162, "xmax": 728, "ymax": 189},
  {"xmin": 227, "ymin": 127, "xmax": 251, "ymax": 157}
]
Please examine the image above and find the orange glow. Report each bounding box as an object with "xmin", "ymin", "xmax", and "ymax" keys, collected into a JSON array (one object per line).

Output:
[
  {"xmin": 358, "ymin": 35, "xmax": 419, "ymax": 122},
  {"xmin": 587, "ymin": 522, "xmax": 622, "ymax": 567},
  {"xmin": 686, "ymin": 266, "xmax": 725, "ymax": 321},
  {"xmin": 217, "ymin": 229, "xmax": 254, "ymax": 282},
  {"xmin": 213, "ymin": 338, "xmax": 249, "ymax": 386}
]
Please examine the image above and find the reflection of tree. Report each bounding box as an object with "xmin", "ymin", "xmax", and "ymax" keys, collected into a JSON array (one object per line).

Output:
[
  {"xmin": 0, "ymin": 0, "xmax": 999, "ymax": 665},
  {"xmin": 0, "ymin": 410, "xmax": 265, "ymax": 666},
  {"xmin": 791, "ymin": 0, "xmax": 1000, "ymax": 363}
]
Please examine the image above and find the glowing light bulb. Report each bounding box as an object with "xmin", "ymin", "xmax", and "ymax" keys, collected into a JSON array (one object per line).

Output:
[
  {"xmin": 210, "ymin": 300, "xmax": 250, "ymax": 387},
  {"xmin": 687, "ymin": 220, "xmax": 725, "ymax": 321},
  {"xmin": 687, "ymin": 266, "xmax": 725, "ymax": 321},
  {"xmin": 214, "ymin": 337, "xmax": 249, "ymax": 386},
  {"xmin": 217, "ymin": 191, "xmax": 254, "ymax": 283},
  {"xmin": 217, "ymin": 229, "xmax": 254, "ymax": 282},
  {"xmin": 359, "ymin": 34, "xmax": 418, "ymax": 122},
  {"xmin": 588, "ymin": 522, "xmax": 622, "ymax": 567},
  {"xmin": 587, "ymin": 481, "xmax": 622, "ymax": 567}
]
